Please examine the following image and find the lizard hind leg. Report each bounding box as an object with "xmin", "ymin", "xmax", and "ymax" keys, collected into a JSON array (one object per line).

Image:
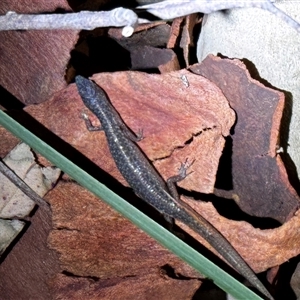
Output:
[
  {"xmin": 166, "ymin": 158, "xmax": 195, "ymax": 200},
  {"xmin": 164, "ymin": 159, "xmax": 195, "ymax": 238}
]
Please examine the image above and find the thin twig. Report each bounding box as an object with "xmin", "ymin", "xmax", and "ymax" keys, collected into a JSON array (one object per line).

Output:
[
  {"xmin": 0, "ymin": 160, "xmax": 49, "ymax": 207},
  {"xmin": 0, "ymin": 8, "xmax": 148, "ymax": 37}
]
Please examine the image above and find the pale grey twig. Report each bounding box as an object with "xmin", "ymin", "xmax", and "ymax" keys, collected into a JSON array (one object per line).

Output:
[
  {"xmin": 0, "ymin": 160, "xmax": 49, "ymax": 207},
  {"xmin": 0, "ymin": 8, "xmax": 148, "ymax": 37}
]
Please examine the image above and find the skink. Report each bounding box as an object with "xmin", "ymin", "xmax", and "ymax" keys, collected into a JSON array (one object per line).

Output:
[{"xmin": 75, "ymin": 75, "xmax": 273, "ymax": 300}]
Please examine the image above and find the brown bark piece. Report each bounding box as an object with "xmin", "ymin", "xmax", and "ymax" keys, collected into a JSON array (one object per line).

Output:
[
  {"xmin": 167, "ymin": 17, "xmax": 185, "ymax": 49},
  {"xmin": 0, "ymin": 1, "xmax": 79, "ymax": 104},
  {"xmin": 179, "ymin": 14, "xmax": 199, "ymax": 66},
  {"xmin": 108, "ymin": 21, "xmax": 168, "ymax": 44},
  {"xmin": 109, "ymin": 24, "xmax": 171, "ymax": 49},
  {"xmin": 0, "ymin": 125, "xmax": 20, "ymax": 157},
  {"xmin": 291, "ymin": 261, "xmax": 300, "ymax": 299},
  {"xmin": 158, "ymin": 49, "xmax": 181, "ymax": 73},
  {"xmin": 109, "ymin": 24, "xmax": 177, "ymax": 71},
  {"xmin": 0, "ymin": 0, "xmax": 71, "ymax": 13},
  {"xmin": 25, "ymin": 70, "xmax": 235, "ymax": 193},
  {"xmin": 0, "ymin": 205, "xmax": 60, "ymax": 300},
  {"xmin": 190, "ymin": 55, "xmax": 299, "ymax": 222},
  {"xmin": 130, "ymin": 46, "xmax": 180, "ymax": 72},
  {"xmin": 50, "ymin": 272, "xmax": 200, "ymax": 300},
  {"xmin": 178, "ymin": 198, "xmax": 300, "ymax": 273},
  {"xmin": 48, "ymin": 182, "xmax": 201, "ymax": 298},
  {"xmin": 133, "ymin": 21, "xmax": 168, "ymax": 33}
]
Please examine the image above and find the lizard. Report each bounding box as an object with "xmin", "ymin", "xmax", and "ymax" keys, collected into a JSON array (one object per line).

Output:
[
  {"xmin": 75, "ymin": 75, "xmax": 274, "ymax": 300},
  {"xmin": 136, "ymin": 0, "xmax": 300, "ymax": 33}
]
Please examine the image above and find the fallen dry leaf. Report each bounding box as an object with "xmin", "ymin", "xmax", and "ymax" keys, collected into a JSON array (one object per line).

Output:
[
  {"xmin": 0, "ymin": 142, "xmax": 60, "ymax": 255},
  {"xmin": 0, "ymin": 219, "xmax": 25, "ymax": 256},
  {"xmin": 0, "ymin": 143, "xmax": 60, "ymax": 219},
  {"xmin": 190, "ymin": 55, "xmax": 300, "ymax": 223}
]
